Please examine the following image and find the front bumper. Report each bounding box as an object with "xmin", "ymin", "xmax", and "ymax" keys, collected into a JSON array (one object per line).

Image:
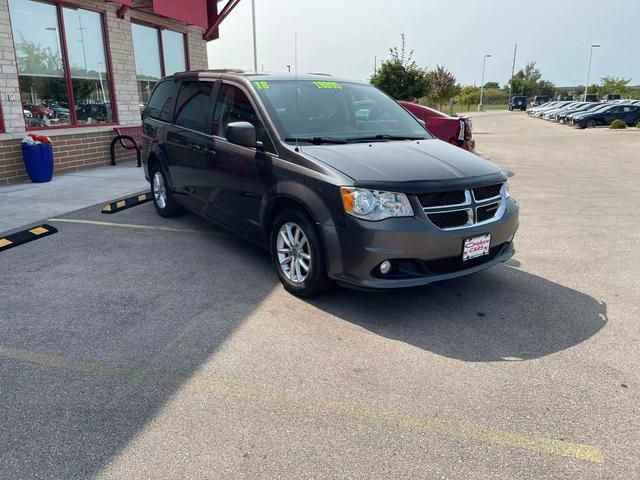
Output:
[{"xmin": 321, "ymin": 198, "xmax": 519, "ymax": 290}]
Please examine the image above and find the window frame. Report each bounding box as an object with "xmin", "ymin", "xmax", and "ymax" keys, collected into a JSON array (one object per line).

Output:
[
  {"xmin": 10, "ymin": 0, "xmax": 118, "ymax": 130},
  {"xmin": 131, "ymin": 19, "xmax": 189, "ymax": 81},
  {"xmin": 174, "ymin": 80, "xmax": 215, "ymax": 134},
  {"xmin": 212, "ymin": 80, "xmax": 278, "ymax": 155}
]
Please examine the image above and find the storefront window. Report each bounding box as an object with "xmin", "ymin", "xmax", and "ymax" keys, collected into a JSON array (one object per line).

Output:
[
  {"xmin": 131, "ymin": 23, "xmax": 162, "ymax": 107},
  {"xmin": 132, "ymin": 23, "xmax": 186, "ymax": 111},
  {"xmin": 162, "ymin": 30, "xmax": 187, "ymax": 76},
  {"xmin": 63, "ymin": 7, "xmax": 113, "ymax": 124},
  {"xmin": 9, "ymin": 0, "xmax": 115, "ymax": 128},
  {"xmin": 10, "ymin": 0, "xmax": 71, "ymax": 127}
]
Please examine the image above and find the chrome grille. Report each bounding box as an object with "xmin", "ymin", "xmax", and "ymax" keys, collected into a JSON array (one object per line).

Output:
[
  {"xmin": 417, "ymin": 190, "xmax": 467, "ymax": 207},
  {"xmin": 472, "ymin": 183, "xmax": 502, "ymax": 201},
  {"xmin": 421, "ymin": 183, "xmax": 506, "ymax": 230},
  {"xmin": 427, "ymin": 209, "xmax": 472, "ymax": 229}
]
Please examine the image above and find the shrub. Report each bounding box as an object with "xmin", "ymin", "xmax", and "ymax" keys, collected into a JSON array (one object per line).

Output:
[
  {"xmin": 609, "ymin": 119, "xmax": 627, "ymax": 129},
  {"xmin": 636, "ymin": 121, "xmax": 640, "ymax": 129}
]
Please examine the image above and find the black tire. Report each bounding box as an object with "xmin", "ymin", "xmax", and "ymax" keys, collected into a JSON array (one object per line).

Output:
[
  {"xmin": 270, "ymin": 208, "xmax": 333, "ymax": 297},
  {"xmin": 586, "ymin": 119, "xmax": 597, "ymax": 129},
  {"xmin": 150, "ymin": 163, "xmax": 183, "ymax": 217}
]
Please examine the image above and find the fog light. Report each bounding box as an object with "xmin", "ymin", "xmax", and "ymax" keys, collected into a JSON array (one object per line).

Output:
[{"xmin": 380, "ymin": 260, "xmax": 392, "ymax": 275}]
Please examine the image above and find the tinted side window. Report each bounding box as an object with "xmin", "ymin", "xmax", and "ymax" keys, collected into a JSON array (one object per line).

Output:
[
  {"xmin": 213, "ymin": 83, "xmax": 274, "ymax": 152},
  {"xmin": 175, "ymin": 81, "xmax": 214, "ymax": 133},
  {"xmin": 146, "ymin": 80, "xmax": 178, "ymax": 122}
]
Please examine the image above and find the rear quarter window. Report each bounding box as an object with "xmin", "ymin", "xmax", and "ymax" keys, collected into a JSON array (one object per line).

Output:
[{"xmin": 146, "ymin": 80, "xmax": 179, "ymax": 122}]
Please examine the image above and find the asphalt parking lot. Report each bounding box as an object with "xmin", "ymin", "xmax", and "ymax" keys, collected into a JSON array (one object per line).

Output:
[{"xmin": 1, "ymin": 111, "xmax": 639, "ymax": 479}]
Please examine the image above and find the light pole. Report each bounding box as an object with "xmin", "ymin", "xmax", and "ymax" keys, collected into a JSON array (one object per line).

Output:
[
  {"xmin": 251, "ymin": 0, "xmax": 258, "ymax": 73},
  {"xmin": 583, "ymin": 44, "xmax": 600, "ymax": 101},
  {"xmin": 478, "ymin": 54, "xmax": 492, "ymax": 112}
]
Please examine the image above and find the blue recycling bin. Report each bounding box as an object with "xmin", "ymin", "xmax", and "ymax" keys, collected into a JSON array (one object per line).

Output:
[{"xmin": 22, "ymin": 143, "xmax": 54, "ymax": 183}]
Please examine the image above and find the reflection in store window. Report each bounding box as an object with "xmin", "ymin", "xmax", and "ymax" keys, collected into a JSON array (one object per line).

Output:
[
  {"xmin": 132, "ymin": 23, "xmax": 162, "ymax": 108},
  {"xmin": 63, "ymin": 7, "xmax": 113, "ymax": 124},
  {"xmin": 132, "ymin": 24, "xmax": 187, "ymax": 117},
  {"xmin": 162, "ymin": 30, "xmax": 186, "ymax": 76},
  {"xmin": 9, "ymin": 0, "xmax": 115, "ymax": 128},
  {"xmin": 10, "ymin": 0, "xmax": 71, "ymax": 127}
]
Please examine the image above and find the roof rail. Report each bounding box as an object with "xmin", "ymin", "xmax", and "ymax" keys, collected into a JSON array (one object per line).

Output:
[
  {"xmin": 308, "ymin": 72, "xmax": 332, "ymax": 77},
  {"xmin": 206, "ymin": 68, "xmax": 245, "ymax": 74}
]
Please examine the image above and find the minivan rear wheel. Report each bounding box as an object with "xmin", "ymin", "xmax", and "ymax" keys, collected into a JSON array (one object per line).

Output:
[
  {"xmin": 150, "ymin": 164, "xmax": 182, "ymax": 217},
  {"xmin": 270, "ymin": 208, "xmax": 332, "ymax": 297}
]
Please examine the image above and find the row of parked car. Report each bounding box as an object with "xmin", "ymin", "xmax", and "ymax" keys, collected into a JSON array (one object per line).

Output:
[{"xmin": 527, "ymin": 99, "xmax": 640, "ymax": 128}]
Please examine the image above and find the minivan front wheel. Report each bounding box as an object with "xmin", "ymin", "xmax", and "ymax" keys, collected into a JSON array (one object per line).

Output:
[
  {"xmin": 270, "ymin": 209, "xmax": 332, "ymax": 297},
  {"xmin": 150, "ymin": 165, "xmax": 182, "ymax": 217}
]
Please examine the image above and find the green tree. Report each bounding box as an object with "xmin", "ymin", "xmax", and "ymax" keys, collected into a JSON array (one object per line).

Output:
[
  {"xmin": 483, "ymin": 81, "xmax": 500, "ymax": 89},
  {"xmin": 600, "ymin": 76, "xmax": 631, "ymax": 97},
  {"xmin": 455, "ymin": 85, "xmax": 480, "ymax": 111},
  {"xmin": 425, "ymin": 65, "xmax": 461, "ymax": 110},
  {"xmin": 507, "ymin": 61, "xmax": 541, "ymax": 97},
  {"xmin": 370, "ymin": 34, "xmax": 430, "ymax": 100},
  {"xmin": 536, "ymin": 79, "xmax": 556, "ymax": 97}
]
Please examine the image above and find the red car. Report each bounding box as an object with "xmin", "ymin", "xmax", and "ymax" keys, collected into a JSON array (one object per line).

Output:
[{"xmin": 398, "ymin": 101, "xmax": 475, "ymax": 151}]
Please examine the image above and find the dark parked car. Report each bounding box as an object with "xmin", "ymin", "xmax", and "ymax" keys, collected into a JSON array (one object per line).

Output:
[
  {"xmin": 602, "ymin": 94, "xmax": 621, "ymax": 102},
  {"xmin": 555, "ymin": 102, "xmax": 602, "ymax": 123},
  {"xmin": 142, "ymin": 71, "xmax": 519, "ymax": 297},
  {"xmin": 531, "ymin": 95, "xmax": 550, "ymax": 107},
  {"xmin": 573, "ymin": 104, "xmax": 640, "ymax": 128},
  {"xmin": 76, "ymin": 103, "xmax": 110, "ymax": 122},
  {"xmin": 508, "ymin": 96, "xmax": 527, "ymax": 111},
  {"xmin": 398, "ymin": 101, "xmax": 475, "ymax": 151}
]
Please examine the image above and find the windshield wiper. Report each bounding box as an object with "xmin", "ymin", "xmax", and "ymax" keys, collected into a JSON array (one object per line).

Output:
[
  {"xmin": 346, "ymin": 134, "xmax": 426, "ymax": 142},
  {"xmin": 284, "ymin": 137, "xmax": 348, "ymax": 145}
]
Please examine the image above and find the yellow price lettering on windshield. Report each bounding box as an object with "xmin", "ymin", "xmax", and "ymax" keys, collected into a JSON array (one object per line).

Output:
[
  {"xmin": 254, "ymin": 81, "xmax": 270, "ymax": 90},
  {"xmin": 313, "ymin": 81, "xmax": 342, "ymax": 89}
]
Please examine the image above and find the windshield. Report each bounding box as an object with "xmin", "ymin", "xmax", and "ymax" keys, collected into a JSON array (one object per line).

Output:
[{"xmin": 252, "ymin": 80, "xmax": 431, "ymax": 142}]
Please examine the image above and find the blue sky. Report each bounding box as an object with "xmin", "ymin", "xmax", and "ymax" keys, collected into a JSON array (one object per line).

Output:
[{"xmin": 207, "ymin": 0, "xmax": 639, "ymax": 87}]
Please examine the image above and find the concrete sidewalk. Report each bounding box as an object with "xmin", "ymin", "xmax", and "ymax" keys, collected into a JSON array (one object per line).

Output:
[{"xmin": 0, "ymin": 162, "xmax": 149, "ymax": 234}]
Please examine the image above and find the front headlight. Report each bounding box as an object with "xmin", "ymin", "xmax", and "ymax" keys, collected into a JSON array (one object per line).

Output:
[{"xmin": 340, "ymin": 187, "xmax": 414, "ymax": 221}]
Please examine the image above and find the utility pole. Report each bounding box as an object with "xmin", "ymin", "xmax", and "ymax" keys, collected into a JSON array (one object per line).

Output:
[
  {"xmin": 251, "ymin": 0, "xmax": 258, "ymax": 72},
  {"xmin": 478, "ymin": 54, "xmax": 492, "ymax": 112},
  {"xmin": 584, "ymin": 44, "xmax": 600, "ymax": 101},
  {"xmin": 508, "ymin": 43, "xmax": 517, "ymax": 105}
]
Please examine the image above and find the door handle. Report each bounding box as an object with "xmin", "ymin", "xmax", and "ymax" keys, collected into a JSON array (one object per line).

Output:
[{"xmin": 191, "ymin": 145, "xmax": 202, "ymax": 152}]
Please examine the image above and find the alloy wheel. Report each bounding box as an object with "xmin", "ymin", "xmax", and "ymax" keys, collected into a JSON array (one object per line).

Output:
[
  {"xmin": 153, "ymin": 171, "xmax": 167, "ymax": 209},
  {"xmin": 276, "ymin": 222, "xmax": 311, "ymax": 284}
]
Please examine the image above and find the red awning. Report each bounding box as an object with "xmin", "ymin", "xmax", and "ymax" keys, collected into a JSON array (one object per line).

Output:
[{"xmin": 152, "ymin": 0, "xmax": 208, "ymax": 29}]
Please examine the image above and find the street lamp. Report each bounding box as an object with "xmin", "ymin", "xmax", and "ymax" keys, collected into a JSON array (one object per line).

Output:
[
  {"xmin": 251, "ymin": 0, "xmax": 258, "ymax": 72},
  {"xmin": 478, "ymin": 54, "xmax": 492, "ymax": 112},
  {"xmin": 584, "ymin": 44, "xmax": 601, "ymax": 101}
]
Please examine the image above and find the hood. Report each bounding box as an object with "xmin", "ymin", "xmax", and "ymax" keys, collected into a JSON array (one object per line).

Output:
[{"xmin": 300, "ymin": 138, "xmax": 505, "ymax": 192}]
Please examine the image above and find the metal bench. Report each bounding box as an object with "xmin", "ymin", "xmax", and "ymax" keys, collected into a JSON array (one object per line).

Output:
[{"xmin": 111, "ymin": 126, "xmax": 142, "ymax": 167}]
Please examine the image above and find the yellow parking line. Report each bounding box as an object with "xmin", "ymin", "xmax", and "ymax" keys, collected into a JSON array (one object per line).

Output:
[
  {"xmin": 0, "ymin": 344, "xmax": 603, "ymax": 463},
  {"xmin": 48, "ymin": 218, "xmax": 224, "ymax": 235},
  {"xmin": 0, "ymin": 238, "xmax": 13, "ymax": 248}
]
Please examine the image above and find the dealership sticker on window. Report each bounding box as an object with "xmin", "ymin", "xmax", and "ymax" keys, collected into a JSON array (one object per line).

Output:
[
  {"xmin": 313, "ymin": 81, "xmax": 342, "ymax": 89},
  {"xmin": 254, "ymin": 81, "xmax": 270, "ymax": 90}
]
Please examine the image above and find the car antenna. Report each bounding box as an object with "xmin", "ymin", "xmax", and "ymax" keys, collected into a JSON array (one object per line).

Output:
[{"xmin": 294, "ymin": 31, "xmax": 299, "ymax": 152}]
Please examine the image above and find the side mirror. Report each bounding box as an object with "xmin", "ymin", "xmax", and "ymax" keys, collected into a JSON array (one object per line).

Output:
[{"xmin": 226, "ymin": 121, "xmax": 257, "ymax": 148}]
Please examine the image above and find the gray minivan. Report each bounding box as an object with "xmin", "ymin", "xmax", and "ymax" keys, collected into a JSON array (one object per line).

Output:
[{"xmin": 142, "ymin": 71, "xmax": 519, "ymax": 297}]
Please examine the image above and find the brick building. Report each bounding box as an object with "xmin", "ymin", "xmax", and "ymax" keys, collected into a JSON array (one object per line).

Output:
[{"xmin": 0, "ymin": 0, "xmax": 237, "ymax": 184}]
